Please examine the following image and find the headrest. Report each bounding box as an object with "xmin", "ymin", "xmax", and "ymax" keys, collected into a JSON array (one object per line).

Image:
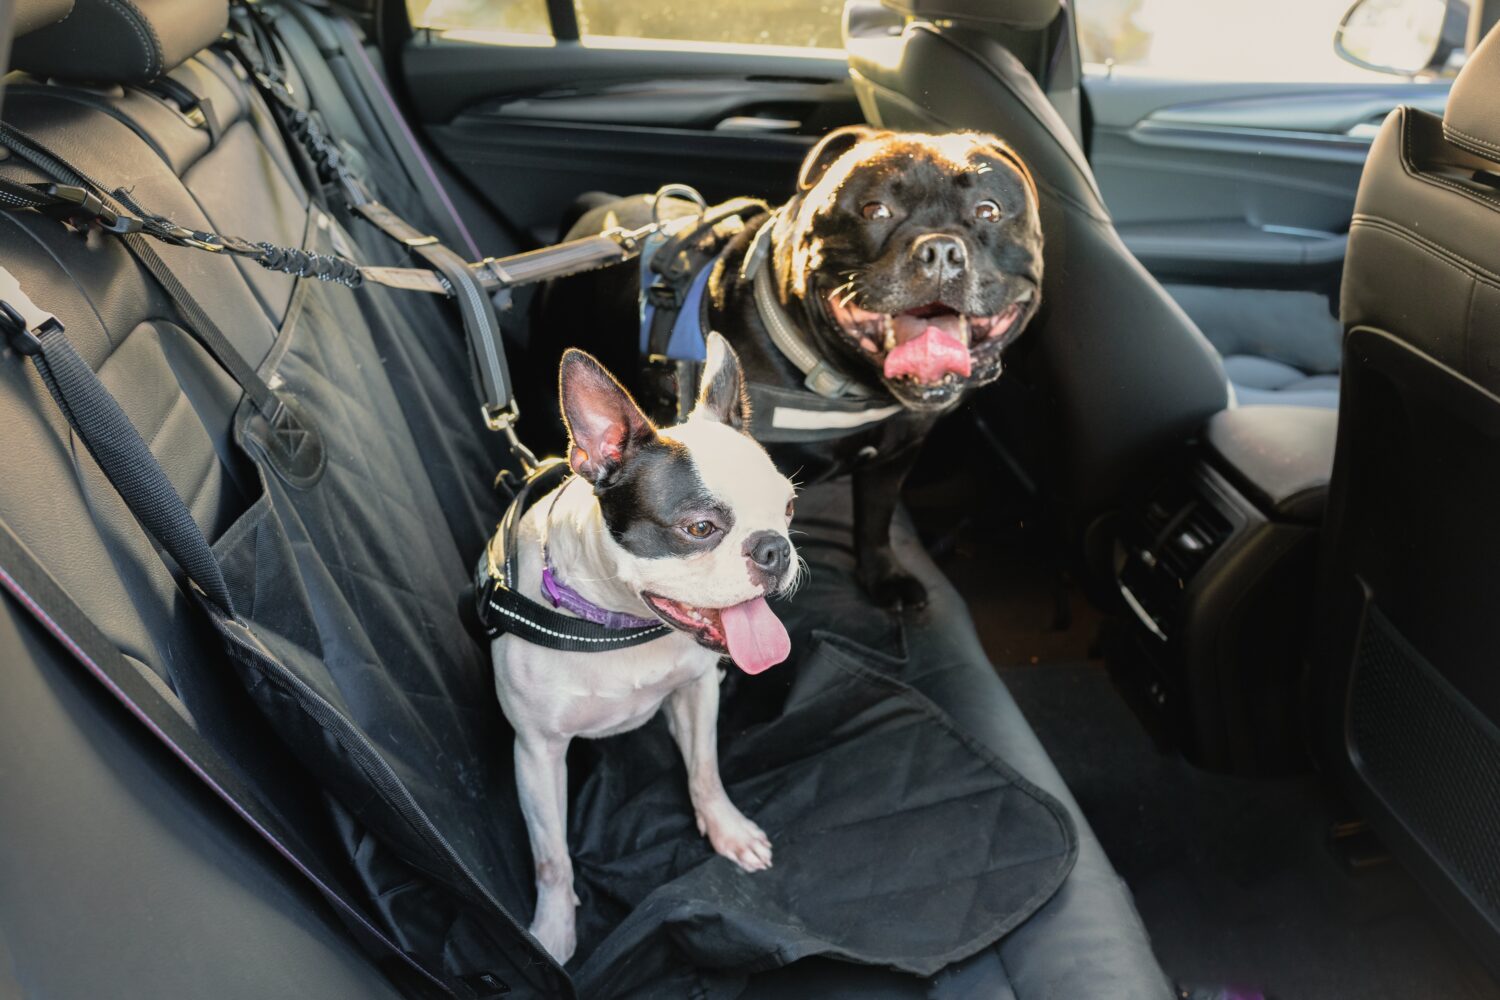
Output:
[
  {"xmin": 13, "ymin": 0, "xmax": 229, "ymax": 85},
  {"xmin": 881, "ymin": 0, "xmax": 1060, "ymax": 30},
  {"xmin": 13, "ymin": 0, "xmax": 75, "ymax": 38},
  {"xmin": 1444, "ymin": 24, "xmax": 1500, "ymax": 161}
]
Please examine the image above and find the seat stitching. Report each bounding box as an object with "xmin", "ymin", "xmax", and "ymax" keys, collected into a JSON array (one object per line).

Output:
[
  {"xmin": 1444, "ymin": 121, "xmax": 1500, "ymax": 158},
  {"xmin": 1400, "ymin": 112, "xmax": 1500, "ymax": 214},
  {"xmin": 1351, "ymin": 216, "xmax": 1500, "ymax": 290},
  {"xmin": 96, "ymin": 0, "xmax": 158, "ymax": 78}
]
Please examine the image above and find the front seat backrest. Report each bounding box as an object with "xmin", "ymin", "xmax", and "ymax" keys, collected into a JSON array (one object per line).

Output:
[
  {"xmin": 844, "ymin": 0, "xmax": 1229, "ymax": 528},
  {"xmin": 1312, "ymin": 25, "xmax": 1500, "ymax": 975}
]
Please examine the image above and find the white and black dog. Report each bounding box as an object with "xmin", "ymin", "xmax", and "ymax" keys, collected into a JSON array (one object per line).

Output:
[{"xmin": 492, "ymin": 333, "xmax": 800, "ymax": 963}]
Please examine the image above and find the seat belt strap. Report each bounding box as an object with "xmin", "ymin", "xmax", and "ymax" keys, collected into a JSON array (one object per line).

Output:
[
  {"xmin": 356, "ymin": 200, "xmax": 514, "ymax": 418},
  {"xmin": 0, "ymin": 267, "xmax": 236, "ymax": 615},
  {"xmin": 327, "ymin": 15, "xmax": 484, "ymax": 260},
  {"xmin": 223, "ymin": 12, "xmax": 516, "ymax": 421}
]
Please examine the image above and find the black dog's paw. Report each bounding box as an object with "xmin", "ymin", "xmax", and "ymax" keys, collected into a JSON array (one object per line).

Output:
[{"xmin": 859, "ymin": 562, "xmax": 928, "ymax": 610}]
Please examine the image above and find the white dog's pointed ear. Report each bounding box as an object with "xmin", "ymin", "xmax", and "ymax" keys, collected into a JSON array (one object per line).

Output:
[
  {"xmin": 692, "ymin": 332, "xmax": 751, "ymax": 431},
  {"xmin": 559, "ymin": 349, "xmax": 658, "ymax": 485},
  {"xmin": 798, "ymin": 125, "xmax": 879, "ymax": 192}
]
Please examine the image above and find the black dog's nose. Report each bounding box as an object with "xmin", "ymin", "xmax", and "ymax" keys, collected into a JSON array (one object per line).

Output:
[
  {"xmin": 912, "ymin": 233, "xmax": 967, "ymax": 280},
  {"xmin": 744, "ymin": 530, "xmax": 791, "ymax": 582}
]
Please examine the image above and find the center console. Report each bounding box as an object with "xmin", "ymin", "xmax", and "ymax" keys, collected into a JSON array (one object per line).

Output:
[{"xmin": 1112, "ymin": 405, "xmax": 1339, "ymax": 774}]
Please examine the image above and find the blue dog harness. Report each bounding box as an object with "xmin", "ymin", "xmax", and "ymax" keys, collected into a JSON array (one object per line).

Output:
[{"xmin": 635, "ymin": 197, "xmax": 901, "ymax": 442}]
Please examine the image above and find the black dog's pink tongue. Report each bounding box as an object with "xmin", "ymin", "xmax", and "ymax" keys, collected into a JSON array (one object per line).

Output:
[
  {"xmin": 720, "ymin": 596, "xmax": 791, "ymax": 674},
  {"xmin": 883, "ymin": 326, "xmax": 972, "ymax": 383}
]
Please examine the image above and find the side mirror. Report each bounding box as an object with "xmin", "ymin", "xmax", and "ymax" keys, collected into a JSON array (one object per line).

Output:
[{"xmin": 1333, "ymin": 0, "xmax": 1469, "ymax": 77}]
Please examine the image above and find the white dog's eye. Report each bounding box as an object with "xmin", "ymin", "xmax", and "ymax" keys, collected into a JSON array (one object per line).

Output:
[
  {"xmin": 974, "ymin": 199, "xmax": 1002, "ymax": 223},
  {"xmin": 862, "ymin": 201, "xmax": 892, "ymax": 221},
  {"xmin": 683, "ymin": 520, "xmax": 717, "ymax": 539},
  {"xmin": 785, "ymin": 498, "xmax": 795, "ymax": 520}
]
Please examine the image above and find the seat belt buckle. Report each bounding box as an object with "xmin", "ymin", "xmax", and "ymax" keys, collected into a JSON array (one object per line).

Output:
[{"xmin": 0, "ymin": 267, "xmax": 65, "ymax": 356}]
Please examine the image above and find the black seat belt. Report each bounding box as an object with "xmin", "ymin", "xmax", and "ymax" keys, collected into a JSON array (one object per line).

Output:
[{"xmin": 0, "ymin": 274, "xmax": 459, "ymax": 999}]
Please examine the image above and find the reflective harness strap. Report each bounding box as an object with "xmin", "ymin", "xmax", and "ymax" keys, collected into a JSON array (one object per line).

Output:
[{"xmin": 473, "ymin": 461, "xmax": 669, "ymax": 652}]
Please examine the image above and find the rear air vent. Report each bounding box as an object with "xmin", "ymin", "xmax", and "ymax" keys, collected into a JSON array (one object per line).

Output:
[{"xmin": 1156, "ymin": 502, "xmax": 1232, "ymax": 583}]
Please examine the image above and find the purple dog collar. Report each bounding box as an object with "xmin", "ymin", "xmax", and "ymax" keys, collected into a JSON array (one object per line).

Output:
[{"xmin": 540, "ymin": 562, "xmax": 662, "ymax": 631}]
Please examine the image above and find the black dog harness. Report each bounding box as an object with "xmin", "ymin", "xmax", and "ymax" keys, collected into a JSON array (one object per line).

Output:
[{"xmin": 474, "ymin": 460, "xmax": 669, "ymax": 652}]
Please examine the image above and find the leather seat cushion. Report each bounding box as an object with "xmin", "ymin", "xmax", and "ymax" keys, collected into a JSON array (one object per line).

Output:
[{"xmin": 1225, "ymin": 355, "xmax": 1340, "ymax": 409}]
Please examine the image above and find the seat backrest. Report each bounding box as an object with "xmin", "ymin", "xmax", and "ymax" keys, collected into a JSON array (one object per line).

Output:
[
  {"xmin": 843, "ymin": 0, "xmax": 1228, "ymax": 534},
  {"xmin": 1313, "ymin": 25, "xmax": 1500, "ymax": 974}
]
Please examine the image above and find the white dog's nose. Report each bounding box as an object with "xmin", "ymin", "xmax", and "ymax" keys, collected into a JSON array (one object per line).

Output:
[{"xmin": 745, "ymin": 531, "xmax": 792, "ymax": 584}]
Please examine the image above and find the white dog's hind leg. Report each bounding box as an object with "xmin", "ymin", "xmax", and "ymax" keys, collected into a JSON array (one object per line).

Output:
[
  {"xmin": 514, "ymin": 733, "xmax": 578, "ymax": 963},
  {"xmin": 666, "ymin": 672, "xmax": 773, "ymax": 872}
]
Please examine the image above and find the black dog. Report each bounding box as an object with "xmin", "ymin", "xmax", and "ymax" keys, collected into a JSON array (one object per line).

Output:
[{"xmin": 531, "ymin": 126, "xmax": 1043, "ymax": 607}]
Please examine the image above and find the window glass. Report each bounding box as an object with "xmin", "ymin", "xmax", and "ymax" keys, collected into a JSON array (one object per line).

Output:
[
  {"xmin": 409, "ymin": 0, "xmax": 551, "ymax": 35},
  {"xmin": 1076, "ymin": 0, "xmax": 1419, "ymax": 82},
  {"xmin": 409, "ymin": 0, "xmax": 845, "ymax": 49},
  {"xmin": 575, "ymin": 0, "xmax": 844, "ymax": 48}
]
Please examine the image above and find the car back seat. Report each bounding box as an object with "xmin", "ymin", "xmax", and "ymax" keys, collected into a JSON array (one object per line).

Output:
[{"xmin": 0, "ymin": 1, "xmax": 1173, "ymax": 997}]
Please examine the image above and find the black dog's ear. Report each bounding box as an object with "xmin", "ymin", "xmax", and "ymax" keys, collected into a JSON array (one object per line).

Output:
[
  {"xmin": 798, "ymin": 125, "xmax": 880, "ymax": 192},
  {"xmin": 975, "ymin": 134, "xmax": 1039, "ymax": 209},
  {"xmin": 559, "ymin": 349, "xmax": 658, "ymax": 485},
  {"xmin": 692, "ymin": 332, "xmax": 751, "ymax": 431}
]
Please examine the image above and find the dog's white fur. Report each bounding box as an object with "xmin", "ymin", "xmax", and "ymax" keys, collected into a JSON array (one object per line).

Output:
[{"xmin": 492, "ymin": 336, "xmax": 796, "ymax": 964}]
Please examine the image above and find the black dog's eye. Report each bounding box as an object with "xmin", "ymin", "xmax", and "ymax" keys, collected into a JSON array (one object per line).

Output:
[
  {"xmin": 683, "ymin": 520, "xmax": 718, "ymax": 539},
  {"xmin": 974, "ymin": 200, "xmax": 1002, "ymax": 223},
  {"xmin": 862, "ymin": 202, "xmax": 892, "ymax": 221}
]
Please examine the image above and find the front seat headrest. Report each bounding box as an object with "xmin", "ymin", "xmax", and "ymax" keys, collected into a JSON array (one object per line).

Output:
[
  {"xmin": 13, "ymin": 0, "xmax": 228, "ymax": 85},
  {"xmin": 1444, "ymin": 24, "xmax": 1500, "ymax": 161},
  {"xmin": 880, "ymin": 0, "xmax": 1060, "ymax": 30},
  {"xmin": 12, "ymin": 0, "xmax": 75, "ymax": 38}
]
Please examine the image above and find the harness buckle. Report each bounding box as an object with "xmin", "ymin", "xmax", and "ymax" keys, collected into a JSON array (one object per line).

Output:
[
  {"xmin": 37, "ymin": 184, "xmax": 142, "ymax": 235},
  {"xmin": 804, "ymin": 360, "xmax": 856, "ymax": 398},
  {"xmin": 647, "ymin": 281, "xmax": 682, "ymax": 309}
]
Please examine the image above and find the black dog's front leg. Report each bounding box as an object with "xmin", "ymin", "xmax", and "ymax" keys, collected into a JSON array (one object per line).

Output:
[{"xmin": 853, "ymin": 443, "xmax": 927, "ymax": 609}]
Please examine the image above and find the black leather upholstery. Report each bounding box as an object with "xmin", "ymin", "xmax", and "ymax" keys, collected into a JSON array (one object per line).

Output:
[
  {"xmin": 883, "ymin": 0, "xmax": 1059, "ymax": 29},
  {"xmin": 1205, "ymin": 405, "xmax": 1336, "ymax": 522},
  {"xmin": 846, "ymin": 14, "xmax": 1228, "ymax": 515},
  {"xmin": 0, "ymin": 1, "xmax": 1172, "ymax": 995},
  {"xmin": 1442, "ymin": 24, "xmax": 1500, "ymax": 162},
  {"xmin": 1312, "ymin": 25, "xmax": 1500, "ymax": 976},
  {"xmin": 15, "ymin": 0, "xmax": 228, "ymax": 83}
]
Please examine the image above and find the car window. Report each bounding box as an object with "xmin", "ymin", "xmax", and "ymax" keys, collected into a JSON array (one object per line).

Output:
[
  {"xmin": 408, "ymin": 0, "xmax": 845, "ymax": 49},
  {"xmin": 1076, "ymin": 0, "xmax": 1448, "ymax": 82}
]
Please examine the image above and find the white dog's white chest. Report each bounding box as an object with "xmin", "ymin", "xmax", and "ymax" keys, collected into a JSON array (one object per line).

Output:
[{"xmin": 493, "ymin": 632, "xmax": 717, "ymax": 740}]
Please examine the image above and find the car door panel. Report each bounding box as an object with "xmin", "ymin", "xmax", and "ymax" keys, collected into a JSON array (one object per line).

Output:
[
  {"xmin": 1083, "ymin": 74, "xmax": 1452, "ymax": 368},
  {"xmin": 403, "ymin": 35, "xmax": 859, "ymax": 239}
]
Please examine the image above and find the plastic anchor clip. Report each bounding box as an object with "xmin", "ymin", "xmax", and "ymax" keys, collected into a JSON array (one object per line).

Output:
[
  {"xmin": 0, "ymin": 299, "xmax": 62, "ymax": 356},
  {"xmin": 37, "ymin": 184, "xmax": 144, "ymax": 236}
]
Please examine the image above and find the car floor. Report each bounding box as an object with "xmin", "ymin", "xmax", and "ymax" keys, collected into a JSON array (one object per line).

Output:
[{"xmin": 903, "ymin": 435, "xmax": 1500, "ymax": 1000}]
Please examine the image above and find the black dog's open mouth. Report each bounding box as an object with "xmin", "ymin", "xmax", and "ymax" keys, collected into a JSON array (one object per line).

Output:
[{"xmin": 824, "ymin": 291, "xmax": 1033, "ymax": 388}]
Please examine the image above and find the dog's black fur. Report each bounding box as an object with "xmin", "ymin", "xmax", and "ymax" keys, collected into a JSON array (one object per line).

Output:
[{"xmin": 530, "ymin": 127, "xmax": 1043, "ymax": 607}]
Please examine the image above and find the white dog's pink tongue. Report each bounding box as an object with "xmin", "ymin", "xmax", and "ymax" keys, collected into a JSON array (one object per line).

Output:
[
  {"xmin": 720, "ymin": 596, "xmax": 791, "ymax": 675},
  {"xmin": 883, "ymin": 326, "xmax": 972, "ymax": 383}
]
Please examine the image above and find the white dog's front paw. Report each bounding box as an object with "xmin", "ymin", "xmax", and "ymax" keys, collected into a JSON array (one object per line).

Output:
[
  {"xmin": 698, "ymin": 803, "xmax": 773, "ymax": 872},
  {"xmin": 529, "ymin": 892, "xmax": 578, "ymax": 965}
]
